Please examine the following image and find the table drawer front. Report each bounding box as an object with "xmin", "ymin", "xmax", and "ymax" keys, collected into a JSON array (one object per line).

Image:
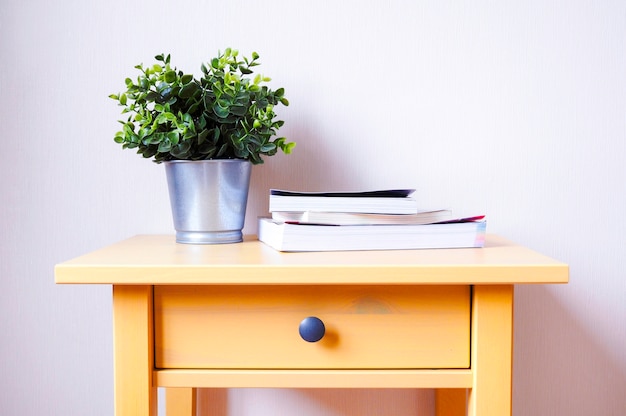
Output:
[{"xmin": 155, "ymin": 285, "xmax": 470, "ymax": 369}]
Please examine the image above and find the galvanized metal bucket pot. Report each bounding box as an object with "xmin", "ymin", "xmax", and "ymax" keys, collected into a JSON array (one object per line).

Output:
[{"xmin": 164, "ymin": 160, "xmax": 252, "ymax": 244}]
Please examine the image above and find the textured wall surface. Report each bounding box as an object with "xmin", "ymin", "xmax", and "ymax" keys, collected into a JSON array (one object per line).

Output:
[{"xmin": 1, "ymin": 1, "xmax": 624, "ymax": 415}]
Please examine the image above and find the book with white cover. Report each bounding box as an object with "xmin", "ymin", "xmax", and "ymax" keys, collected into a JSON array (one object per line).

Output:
[
  {"xmin": 271, "ymin": 209, "xmax": 455, "ymax": 225},
  {"xmin": 269, "ymin": 189, "xmax": 419, "ymax": 215},
  {"xmin": 258, "ymin": 217, "xmax": 486, "ymax": 252}
]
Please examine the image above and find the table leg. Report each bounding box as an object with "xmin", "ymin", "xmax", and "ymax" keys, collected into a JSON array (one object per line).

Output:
[
  {"xmin": 166, "ymin": 388, "xmax": 197, "ymax": 416},
  {"xmin": 435, "ymin": 389, "xmax": 467, "ymax": 415},
  {"xmin": 113, "ymin": 285, "xmax": 158, "ymax": 416},
  {"xmin": 468, "ymin": 285, "xmax": 514, "ymax": 416}
]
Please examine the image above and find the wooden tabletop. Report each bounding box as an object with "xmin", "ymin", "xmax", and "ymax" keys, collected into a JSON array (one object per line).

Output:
[{"xmin": 55, "ymin": 234, "xmax": 568, "ymax": 285}]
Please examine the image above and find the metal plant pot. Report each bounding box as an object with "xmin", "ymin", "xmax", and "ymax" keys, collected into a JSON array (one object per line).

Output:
[{"xmin": 164, "ymin": 159, "xmax": 252, "ymax": 244}]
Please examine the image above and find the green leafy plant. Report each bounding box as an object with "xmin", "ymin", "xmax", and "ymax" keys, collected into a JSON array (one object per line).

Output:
[{"xmin": 110, "ymin": 49, "xmax": 294, "ymax": 164}]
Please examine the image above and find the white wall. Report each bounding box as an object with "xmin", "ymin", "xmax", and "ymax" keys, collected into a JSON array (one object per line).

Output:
[{"xmin": 1, "ymin": 1, "xmax": 624, "ymax": 415}]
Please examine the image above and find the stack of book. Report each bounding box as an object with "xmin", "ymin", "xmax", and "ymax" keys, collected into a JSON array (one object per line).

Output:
[{"xmin": 258, "ymin": 189, "xmax": 486, "ymax": 252}]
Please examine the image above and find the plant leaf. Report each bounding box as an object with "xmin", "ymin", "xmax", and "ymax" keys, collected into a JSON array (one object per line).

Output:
[
  {"xmin": 230, "ymin": 105, "xmax": 247, "ymax": 116},
  {"xmin": 260, "ymin": 143, "xmax": 276, "ymax": 152},
  {"xmin": 216, "ymin": 143, "xmax": 228, "ymax": 157},
  {"xmin": 213, "ymin": 103, "xmax": 229, "ymax": 118},
  {"xmin": 197, "ymin": 129, "xmax": 209, "ymax": 145},
  {"xmin": 164, "ymin": 70, "xmax": 177, "ymax": 83},
  {"xmin": 166, "ymin": 131, "xmax": 180, "ymax": 145},
  {"xmin": 179, "ymin": 82, "xmax": 199, "ymax": 99}
]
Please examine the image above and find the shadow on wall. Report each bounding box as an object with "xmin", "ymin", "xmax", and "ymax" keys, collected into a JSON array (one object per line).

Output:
[
  {"xmin": 514, "ymin": 285, "xmax": 626, "ymax": 415},
  {"xmin": 246, "ymin": 121, "xmax": 368, "ymax": 229}
]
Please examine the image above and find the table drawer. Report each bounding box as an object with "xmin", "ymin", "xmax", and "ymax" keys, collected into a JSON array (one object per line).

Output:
[{"xmin": 154, "ymin": 285, "xmax": 470, "ymax": 369}]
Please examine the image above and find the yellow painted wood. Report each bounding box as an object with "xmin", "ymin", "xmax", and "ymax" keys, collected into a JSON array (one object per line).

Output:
[
  {"xmin": 56, "ymin": 236, "xmax": 567, "ymax": 415},
  {"xmin": 165, "ymin": 388, "xmax": 196, "ymax": 416},
  {"xmin": 154, "ymin": 369, "xmax": 473, "ymax": 389},
  {"xmin": 435, "ymin": 389, "xmax": 467, "ymax": 416},
  {"xmin": 55, "ymin": 235, "xmax": 569, "ymax": 285},
  {"xmin": 468, "ymin": 285, "xmax": 514, "ymax": 416},
  {"xmin": 112, "ymin": 285, "xmax": 157, "ymax": 416},
  {"xmin": 154, "ymin": 285, "xmax": 470, "ymax": 369}
]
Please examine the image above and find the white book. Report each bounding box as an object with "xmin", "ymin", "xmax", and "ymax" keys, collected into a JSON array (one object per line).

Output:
[
  {"xmin": 271, "ymin": 209, "xmax": 455, "ymax": 225},
  {"xmin": 269, "ymin": 189, "xmax": 418, "ymax": 214},
  {"xmin": 258, "ymin": 217, "xmax": 486, "ymax": 252}
]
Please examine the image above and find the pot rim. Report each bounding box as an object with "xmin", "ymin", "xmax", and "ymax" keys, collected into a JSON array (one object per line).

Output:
[{"xmin": 164, "ymin": 159, "xmax": 250, "ymax": 164}]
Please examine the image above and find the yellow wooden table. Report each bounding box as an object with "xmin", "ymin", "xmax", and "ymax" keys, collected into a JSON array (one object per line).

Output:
[{"xmin": 55, "ymin": 235, "xmax": 568, "ymax": 416}]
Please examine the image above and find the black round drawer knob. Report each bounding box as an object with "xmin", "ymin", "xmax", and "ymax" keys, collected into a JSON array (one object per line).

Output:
[{"xmin": 299, "ymin": 316, "xmax": 326, "ymax": 342}]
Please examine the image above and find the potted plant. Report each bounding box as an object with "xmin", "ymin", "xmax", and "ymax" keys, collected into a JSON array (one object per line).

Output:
[{"xmin": 110, "ymin": 48, "xmax": 294, "ymax": 244}]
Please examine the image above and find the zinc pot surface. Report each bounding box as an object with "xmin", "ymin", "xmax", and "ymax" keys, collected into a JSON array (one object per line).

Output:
[{"xmin": 164, "ymin": 160, "xmax": 252, "ymax": 244}]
